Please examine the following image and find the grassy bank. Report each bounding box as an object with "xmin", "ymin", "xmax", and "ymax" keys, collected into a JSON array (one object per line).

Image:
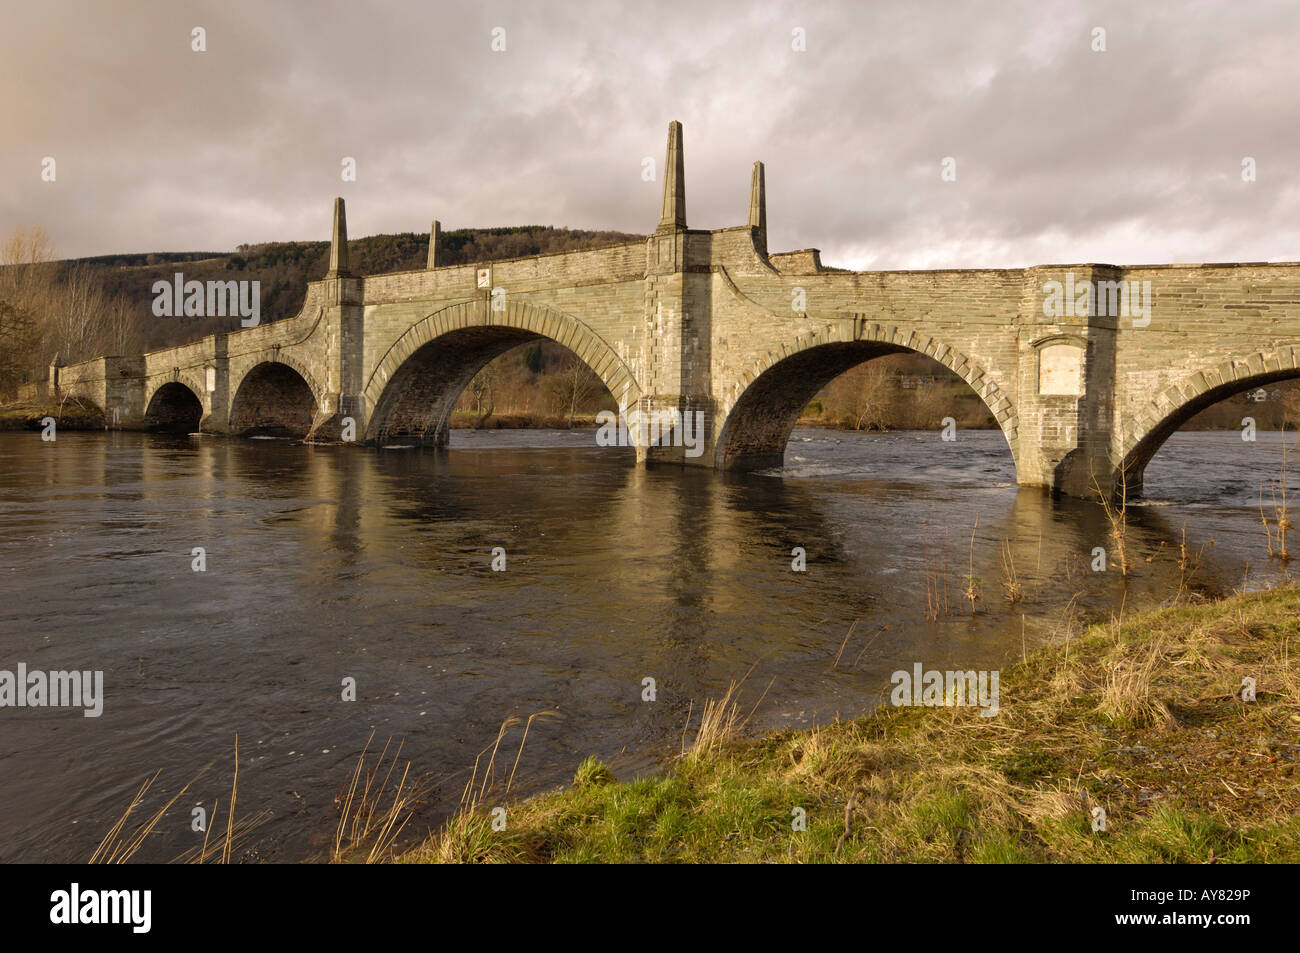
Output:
[
  {"xmin": 400, "ymin": 585, "xmax": 1300, "ymax": 863},
  {"xmin": 0, "ymin": 396, "xmax": 105, "ymax": 431}
]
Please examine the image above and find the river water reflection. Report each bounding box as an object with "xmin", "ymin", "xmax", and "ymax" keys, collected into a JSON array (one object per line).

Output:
[{"xmin": 0, "ymin": 427, "xmax": 1291, "ymax": 861}]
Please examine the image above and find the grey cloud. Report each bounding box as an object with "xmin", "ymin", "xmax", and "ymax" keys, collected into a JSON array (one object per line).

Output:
[{"xmin": 2, "ymin": 0, "xmax": 1298, "ymax": 269}]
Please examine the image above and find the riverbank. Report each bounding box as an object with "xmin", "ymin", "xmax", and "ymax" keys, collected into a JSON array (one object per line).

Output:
[
  {"xmin": 447, "ymin": 411, "xmax": 602, "ymax": 430},
  {"xmin": 399, "ymin": 583, "xmax": 1300, "ymax": 863},
  {"xmin": 794, "ymin": 415, "xmax": 998, "ymax": 432},
  {"xmin": 0, "ymin": 397, "xmax": 105, "ymax": 431}
]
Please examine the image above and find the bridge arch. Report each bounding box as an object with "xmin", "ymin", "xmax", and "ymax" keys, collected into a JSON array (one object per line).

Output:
[
  {"xmin": 144, "ymin": 369, "xmax": 206, "ymax": 417},
  {"xmin": 1117, "ymin": 347, "xmax": 1300, "ymax": 494},
  {"xmin": 714, "ymin": 324, "xmax": 1020, "ymax": 472},
  {"xmin": 144, "ymin": 379, "xmax": 204, "ymax": 433},
  {"xmin": 229, "ymin": 359, "xmax": 322, "ymax": 437},
  {"xmin": 363, "ymin": 297, "xmax": 641, "ymax": 442}
]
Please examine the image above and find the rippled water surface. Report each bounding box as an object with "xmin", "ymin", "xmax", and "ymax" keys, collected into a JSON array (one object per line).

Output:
[{"xmin": 0, "ymin": 427, "xmax": 1293, "ymax": 861}]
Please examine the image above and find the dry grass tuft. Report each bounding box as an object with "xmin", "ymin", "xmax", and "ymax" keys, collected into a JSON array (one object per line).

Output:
[
  {"xmin": 1093, "ymin": 464, "xmax": 1132, "ymax": 577},
  {"xmin": 331, "ymin": 733, "xmax": 432, "ymax": 863},
  {"xmin": 685, "ymin": 681, "xmax": 745, "ymax": 757},
  {"xmin": 1259, "ymin": 422, "xmax": 1299, "ymax": 562},
  {"xmin": 95, "ymin": 736, "xmax": 270, "ymax": 864},
  {"xmin": 999, "ymin": 537, "xmax": 1023, "ymax": 605},
  {"xmin": 408, "ymin": 710, "xmax": 558, "ymax": 864},
  {"xmin": 922, "ymin": 525, "xmax": 953, "ymax": 620},
  {"xmin": 91, "ymin": 770, "xmax": 194, "ymax": 864},
  {"xmin": 963, "ymin": 517, "xmax": 982, "ymax": 609},
  {"xmin": 1095, "ymin": 632, "xmax": 1176, "ymax": 729}
]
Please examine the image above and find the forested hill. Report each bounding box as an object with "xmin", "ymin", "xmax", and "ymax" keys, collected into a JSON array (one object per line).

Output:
[{"xmin": 81, "ymin": 225, "xmax": 644, "ymax": 352}]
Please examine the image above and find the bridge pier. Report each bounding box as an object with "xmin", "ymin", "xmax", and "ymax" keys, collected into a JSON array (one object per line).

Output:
[
  {"xmin": 306, "ymin": 198, "xmax": 369, "ymax": 443},
  {"xmin": 196, "ymin": 334, "xmax": 231, "ymax": 434},
  {"xmin": 1011, "ymin": 266, "xmax": 1124, "ymax": 499},
  {"xmin": 638, "ymin": 122, "xmax": 723, "ymax": 467}
]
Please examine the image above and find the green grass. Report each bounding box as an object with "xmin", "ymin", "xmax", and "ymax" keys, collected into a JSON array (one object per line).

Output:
[{"xmin": 400, "ymin": 584, "xmax": 1300, "ymax": 864}]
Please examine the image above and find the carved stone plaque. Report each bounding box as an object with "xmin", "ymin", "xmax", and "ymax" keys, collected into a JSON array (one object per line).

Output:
[{"xmin": 1039, "ymin": 343, "xmax": 1082, "ymax": 396}]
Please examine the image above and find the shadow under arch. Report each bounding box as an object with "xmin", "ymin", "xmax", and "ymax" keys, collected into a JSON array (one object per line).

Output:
[
  {"xmin": 144, "ymin": 381, "xmax": 203, "ymax": 433},
  {"xmin": 1118, "ymin": 349, "xmax": 1300, "ymax": 496},
  {"xmin": 713, "ymin": 333, "xmax": 1020, "ymax": 474},
  {"xmin": 363, "ymin": 297, "xmax": 642, "ymax": 443},
  {"xmin": 229, "ymin": 361, "xmax": 319, "ymax": 437}
]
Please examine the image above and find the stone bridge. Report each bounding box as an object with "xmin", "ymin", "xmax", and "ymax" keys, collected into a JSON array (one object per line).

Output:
[{"xmin": 54, "ymin": 121, "xmax": 1300, "ymax": 498}]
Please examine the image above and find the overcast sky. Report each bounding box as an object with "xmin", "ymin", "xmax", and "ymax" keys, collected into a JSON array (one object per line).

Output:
[{"xmin": 4, "ymin": 0, "xmax": 1300, "ymax": 269}]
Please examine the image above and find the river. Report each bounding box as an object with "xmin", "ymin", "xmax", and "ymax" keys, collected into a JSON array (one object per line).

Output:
[{"xmin": 0, "ymin": 426, "xmax": 1293, "ymax": 862}]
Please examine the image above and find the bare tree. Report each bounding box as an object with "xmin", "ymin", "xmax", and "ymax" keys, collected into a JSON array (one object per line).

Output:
[
  {"xmin": 468, "ymin": 366, "xmax": 495, "ymax": 427},
  {"xmin": 0, "ymin": 225, "xmax": 54, "ymax": 271},
  {"xmin": 0, "ymin": 226, "xmax": 56, "ymax": 394},
  {"xmin": 48, "ymin": 262, "xmax": 111, "ymax": 362},
  {"xmin": 0, "ymin": 299, "xmax": 36, "ymax": 396},
  {"xmin": 845, "ymin": 363, "xmax": 893, "ymax": 431},
  {"xmin": 0, "ymin": 228, "xmax": 147, "ymax": 393},
  {"xmin": 545, "ymin": 352, "xmax": 603, "ymax": 427},
  {"xmin": 97, "ymin": 295, "xmax": 141, "ymax": 357}
]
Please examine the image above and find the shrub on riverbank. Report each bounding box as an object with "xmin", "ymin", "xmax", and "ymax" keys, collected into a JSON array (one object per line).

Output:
[{"xmin": 400, "ymin": 584, "xmax": 1300, "ymax": 863}]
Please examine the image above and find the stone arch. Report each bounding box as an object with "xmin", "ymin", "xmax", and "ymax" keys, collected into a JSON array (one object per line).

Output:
[
  {"xmin": 363, "ymin": 297, "xmax": 641, "ymax": 442},
  {"xmin": 144, "ymin": 371, "xmax": 206, "ymax": 416},
  {"xmin": 229, "ymin": 351, "xmax": 325, "ymax": 411},
  {"xmin": 144, "ymin": 380, "xmax": 204, "ymax": 432},
  {"xmin": 714, "ymin": 322, "xmax": 1020, "ymax": 472},
  {"xmin": 1116, "ymin": 347, "xmax": 1300, "ymax": 494},
  {"xmin": 229, "ymin": 360, "xmax": 320, "ymax": 437}
]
